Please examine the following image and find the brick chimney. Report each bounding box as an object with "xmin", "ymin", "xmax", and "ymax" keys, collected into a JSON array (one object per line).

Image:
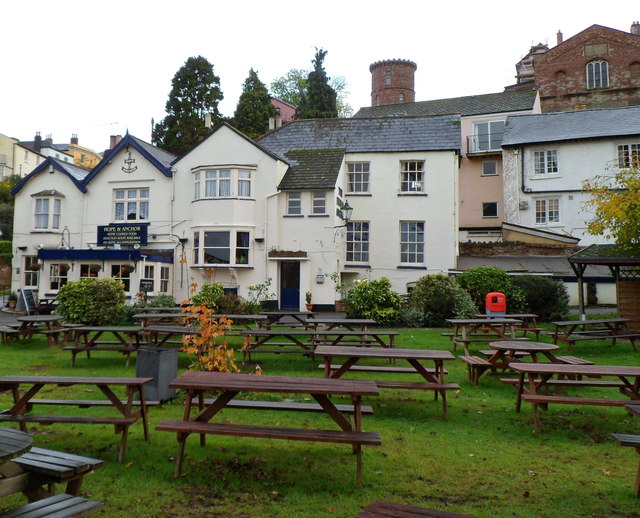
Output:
[
  {"xmin": 70, "ymin": 134, "xmax": 78, "ymax": 145},
  {"xmin": 109, "ymin": 135, "xmax": 122, "ymax": 148},
  {"xmin": 557, "ymin": 30, "xmax": 563, "ymax": 45},
  {"xmin": 34, "ymin": 132, "xmax": 42, "ymax": 152},
  {"xmin": 631, "ymin": 21, "xmax": 640, "ymax": 36}
]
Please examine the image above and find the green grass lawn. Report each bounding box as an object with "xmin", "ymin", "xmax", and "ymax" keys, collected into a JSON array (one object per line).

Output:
[{"xmin": 0, "ymin": 324, "xmax": 639, "ymax": 517}]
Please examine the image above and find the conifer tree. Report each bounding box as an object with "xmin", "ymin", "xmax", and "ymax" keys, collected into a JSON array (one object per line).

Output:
[
  {"xmin": 232, "ymin": 69, "xmax": 277, "ymax": 139},
  {"xmin": 152, "ymin": 56, "xmax": 223, "ymax": 155},
  {"xmin": 296, "ymin": 48, "xmax": 338, "ymax": 119}
]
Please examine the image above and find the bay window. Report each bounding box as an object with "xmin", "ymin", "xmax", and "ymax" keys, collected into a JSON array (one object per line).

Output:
[
  {"xmin": 193, "ymin": 230, "xmax": 251, "ymax": 266},
  {"xmin": 193, "ymin": 167, "xmax": 254, "ymax": 199}
]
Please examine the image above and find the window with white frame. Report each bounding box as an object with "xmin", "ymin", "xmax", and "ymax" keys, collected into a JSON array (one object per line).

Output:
[
  {"xmin": 400, "ymin": 161, "xmax": 425, "ymax": 192},
  {"xmin": 482, "ymin": 202, "xmax": 499, "ymax": 218},
  {"xmin": 111, "ymin": 264, "xmax": 133, "ymax": 291},
  {"xmin": 587, "ymin": 60, "xmax": 609, "ymax": 89},
  {"xmin": 23, "ymin": 256, "xmax": 39, "ymax": 288},
  {"xmin": 312, "ymin": 192, "xmax": 326, "ymax": 214},
  {"xmin": 33, "ymin": 197, "xmax": 61, "ymax": 230},
  {"xmin": 534, "ymin": 150, "xmax": 559, "ymax": 175},
  {"xmin": 347, "ymin": 162, "xmax": 370, "ymax": 193},
  {"xmin": 472, "ymin": 120, "xmax": 505, "ymax": 152},
  {"xmin": 618, "ymin": 143, "xmax": 640, "ymax": 168},
  {"xmin": 481, "ymin": 161, "xmax": 498, "ymax": 176},
  {"xmin": 160, "ymin": 266, "xmax": 170, "ymax": 292},
  {"xmin": 80, "ymin": 264, "xmax": 101, "ymax": 278},
  {"xmin": 287, "ymin": 192, "xmax": 301, "ymax": 215},
  {"xmin": 114, "ymin": 188, "xmax": 149, "ymax": 221},
  {"xmin": 141, "ymin": 265, "xmax": 155, "ymax": 292},
  {"xmin": 535, "ymin": 198, "xmax": 560, "ymax": 224},
  {"xmin": 193, "ymin": 168, "xmax": 253, "ymax": 199},
  {"xmin": 346, "ymin": 222, "xmax": 369, "ymax": 263},
  {"xmin": 49, "ymin": 263, "xmax": 69, "ymax": 290},
  {"xmin": 400, "ymin": 221, "xmax": 424, "ymax": 264},
  {"xmin": 193, "ymin": 230, "xmax": 251, "ymax": 266}
]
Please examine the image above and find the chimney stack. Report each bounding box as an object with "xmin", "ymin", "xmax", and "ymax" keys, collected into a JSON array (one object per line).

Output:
[
  {"xmin": 109, "ymin": 135, "xmax": 122, "ymax": 148},
  {"xmin": 631, "ymin": 21, "xmax": 640, "ymax": 36},
  {"xmin": 204, "ymin": 113, "xmax": 212, "ymax": 129},
  {"xmin": 557, "ymin": 30, "xmax": 563, "ymax": 45},
  {"xmin": 70, "ymin": 134, "xmax": 78, "ymax": 145}
]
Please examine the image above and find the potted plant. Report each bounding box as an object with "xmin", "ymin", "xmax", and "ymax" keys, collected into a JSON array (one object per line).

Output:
[
  {"xmin": 305, "ymin": 291, "xmax": 313, "ymax": 311},
  {"xmin": 7, "ymin": 292, "xmax": 17, "ymax": 310}
]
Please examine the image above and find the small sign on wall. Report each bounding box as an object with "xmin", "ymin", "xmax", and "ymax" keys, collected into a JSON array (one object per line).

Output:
[{"xmin": 139, "ymin": 279, "xmax": 154, "ymax": 293}]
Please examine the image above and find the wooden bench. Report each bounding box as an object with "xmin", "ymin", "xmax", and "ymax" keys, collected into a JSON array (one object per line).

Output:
[
  {"xmin": 320, "ymin": 364, "xmax": 447, "ymax": 375},
  {"xmin": 12, "ymin": 447, "xmax": 103, "ymax": 497},
  {"xmin": 357, "ymin": 500, "xmax": 479, "ymax": 517},
  {"xmin": 62, "ymin": 346, "xmax": 138, "ymax": 367},
  {"xmin": 190, "ymin": 398, "xmax": 374, "ymax": 415},
  {"xmin": 500, "ymin": 378, "xmax": 627, "ymax": 388},
  {"xmin": 522, "ymin": 394, "xmax": 631, "ymax": 407},
  {"xmin": 24, "ymin": 399, "xmax": 161, "ymax": 410},
  {"xmin": 0, "ymin": 326, "xmax": 23, "ymax": 344},
  {"xmin": 0, "ymin": 493, "xmax": 104, "ymax": 518},
  {"xmin": 611, "ymin": 433, "xmax": 640, "ymax": 497},
  {"xmin": 459, "ymin": 355, "xmax": 492, "ymax": 385},
  {"xmin": 560, "ymin": 333, "xmax": 640, "ymax": 352}
]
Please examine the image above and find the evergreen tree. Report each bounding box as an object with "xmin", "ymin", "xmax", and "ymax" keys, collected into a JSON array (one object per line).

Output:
[
  {"xmin": 296, "ymin": 48, "xmax": 338, "ymax": 119},
  {"xmin": 152, "ymin": 56, "xmax": 223, "ymax": 155},
  {"xmin": 232, "ymin": 69, "xmax": 277, "ymax": 139}
]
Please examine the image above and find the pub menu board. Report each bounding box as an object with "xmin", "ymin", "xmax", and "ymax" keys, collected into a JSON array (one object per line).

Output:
[
  {"xmin": 97, "ymin": 224, "xmax": 148, "ymax": 246},
  {"xmin": 21, "ymin": 289, "xmax": 37, "ymax": 315}
]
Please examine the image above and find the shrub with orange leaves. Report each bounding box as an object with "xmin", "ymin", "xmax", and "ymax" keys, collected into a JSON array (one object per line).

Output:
[{"xmin": 180, "ymin": 303, "xmax": 238, "ymax": 373}]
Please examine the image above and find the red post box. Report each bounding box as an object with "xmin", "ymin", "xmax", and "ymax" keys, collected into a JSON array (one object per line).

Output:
[{"xmin": 485, "ymin": 292, "xmax": 506, "ymax": 314}]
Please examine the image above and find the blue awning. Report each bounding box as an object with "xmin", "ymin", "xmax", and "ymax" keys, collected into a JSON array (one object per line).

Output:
[{"xmin": 36, "ymin": 249, "xmax": 173, "ymax": 264}]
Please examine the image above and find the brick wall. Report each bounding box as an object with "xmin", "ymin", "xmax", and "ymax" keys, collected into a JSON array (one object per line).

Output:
[{"xmin": 534, "ymin": 25, "xmax": 640, "ymax": 112}]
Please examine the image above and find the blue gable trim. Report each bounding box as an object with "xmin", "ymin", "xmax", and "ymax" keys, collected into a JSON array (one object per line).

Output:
[
  {"xmin": 11, "ymin": 158, "xmax": 88, "ymax": 196},
  {"xmin": 84, "ymin": 134, "xmax": 173, "ymax": 185}
]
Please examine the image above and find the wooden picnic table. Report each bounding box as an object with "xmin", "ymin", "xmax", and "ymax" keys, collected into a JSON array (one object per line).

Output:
[
  {"xmin": 314, "ymin": 345, "xmax": 459, "ymax": 419},
  {"xmin": 0, "ymin": 427, "xmax": 32, "ymax": 463},
  {"xmin": 156, "ymin": 371, "xmax": 380, "ymax": 486},
  {"xmin": 357, "ymin": 500, "xmax": 479, "ymax": 517},
  {"xmin": 612, "ymin": 404, "xmax": 640, "ymax": 496},
  {"xmin": 133, "ymin": 312, "xmax": 195, "ymax": 327},
  {"xmin": 259, "ymin": 310, "xmax": 313, "ymax": 327},
  {"xmin": 136, "ymin": 306, "xmax": 185, "ymax": 313},
  {"xmin": 445, "ymin": 318, "xmax": 524, "ymax": 355},
  {"xmin": 142, "ymin": 325, "xmax": 201, "ymax": 346},
  {"xmin": 460, "ymin": 340, "xmax": 562, "ymax": 385},
  {"xmin": 551, "ymin": 318, "xmax": 639, "ymax": 351},
  {"xmin": 475, "ymin": 313, "xmax": 542, "ymax": 339},
  {"xmin": 209, "ymin": 314, "xmax": 269, "ymax": 329},
  {"xmin": 14, "ymin": 315, "xmax": 65, "ymax": 345},
  {"xmin": 64, "ymin": 326, "xmax": 144, "ymax": 367},
  {"xmin": 305, "ymin": 317, "xmax": 376, "ymax": 331},
  {"xmin": 0, "ymin": 375, "xmax": 152, "ymax": 462},
  {"xmin": 509, "ymin": 363, "xmax": 640, "ymax": 433},
  {"xmin": 240, "ymin": 328, "xmax": 399, "ymax": 363}
]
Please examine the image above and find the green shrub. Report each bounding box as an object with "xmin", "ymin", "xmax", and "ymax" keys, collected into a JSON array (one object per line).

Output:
[
  {"xmin": 216, "ymin": 293, "xmax": 259, "ymax": 314},
  {"xmin": 456, "ymin": 266, "xmax": 526, "ymax": 313},
  {"xmin": 345, "ymin": 278, "xmax": 403, "ymax": 326},
  {"xmin": 511, "ymin": 275, "xmax": 570, "ymax": 321},
  {"xmin": 146, "ymin": 293, "xmax": 177, "ymax": 308},
  {"xmin": 191, "ymin": 283, "xmax": 224, "ymax": 308},
  {"xmin": 398, "ymin": 305, "xmax": 427, "ymax": 328},
  {"xmin": 409, "ymin": 273, "xmax": 477, "ymax": 327},
  {"xmin": 56, "ymin": 278, "xmax": 126, "ymax": 325}
]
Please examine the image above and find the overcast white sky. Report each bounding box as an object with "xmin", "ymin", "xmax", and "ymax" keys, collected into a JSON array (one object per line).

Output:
[{"xmin": 3, "ymin": 1, "xmax": 639, "ymax": 152}]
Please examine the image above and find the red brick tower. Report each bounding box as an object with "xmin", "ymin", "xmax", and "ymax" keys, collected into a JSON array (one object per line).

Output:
[{"xmin": 370, "ymin": 59, "xmax": 417, "ymax": 107}]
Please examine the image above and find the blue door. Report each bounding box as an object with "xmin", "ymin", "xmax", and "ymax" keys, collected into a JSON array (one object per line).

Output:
[{"xmin": 280, "ymin": 261, "xmax": 300, "ymax": 310}]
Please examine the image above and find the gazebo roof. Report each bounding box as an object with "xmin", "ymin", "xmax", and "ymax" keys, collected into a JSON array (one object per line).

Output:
[{"xmin": 568, "ymin": 244, "xmax": 640, "ymax": 266}]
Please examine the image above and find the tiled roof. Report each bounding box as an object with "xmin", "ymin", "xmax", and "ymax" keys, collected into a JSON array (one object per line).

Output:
[
  {"xmin": 129, "ymin": 135, "xmax": 175, "ymax": 169},
  {"xmin": 502, "ymin": 106, "xmax": 640, "ymax": 146},
  {"xmin": 569, "ymin": 244, "xmax": 640, "ymax": 265},
  {"xmin": 353, "ymin": 90, "xmax": 537, "ymax": 118},
  {"xmin": 278, "ymin": 149, "xmax": 345, "ymax": 190},
  {"xmin": 257, "ymin": 115, "xmax": 461, "ymax": 158},
  {"xmin": 11, "ymin": 157, "xmax": 90, "ymax": 195}
]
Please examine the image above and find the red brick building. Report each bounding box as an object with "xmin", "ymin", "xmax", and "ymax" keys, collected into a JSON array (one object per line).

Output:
[
  {"xmin": 369, "ymin": 59, "xmax": 417, "ymax": 107},
  {"xmin": 518, "ymin": 23, "xmax": 640, "ymax": 112}
]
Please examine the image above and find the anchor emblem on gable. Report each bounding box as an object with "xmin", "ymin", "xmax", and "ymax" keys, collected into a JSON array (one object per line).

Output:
[{"xmin": 122, "ymin": 150, "xmax": 138, "ymax": 174}]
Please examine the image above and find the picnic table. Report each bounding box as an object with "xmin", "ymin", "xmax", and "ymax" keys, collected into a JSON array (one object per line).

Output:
[
  {"xmin": 475, "ymin": 313, "xmax": 542, "ymax": 339},
  {"xmin": 357, "ymin": 500, "xmax": 479, "ymax": 517},
  {"xmin": 240, "ymin": 328, "xmax": 399, "ymax": 363},
  {"xmin": 133, "ymin": 312, "xmax": 194, "ymax": 327},
  {"xmin": 259, "ymin": 310, "xmax": 313, "ymax": 327},
  {"xmin": 63, "ymin": 326, "xmax": 144, "ymax": 367},
  {"xmin": 508, "ymin": 363, "xmax": 640, "ymax": 433},
  {"xmin": 612, "ymin": 404, "xmax": 640, "ymax": 496},
  {"xmin": 314, "ymin": 345, "xmax": 459, "ymax": 419},
  {"xmin": 305, "ymin": 317, "xmax": 377, "ymax": 331},
  {"xmin": 143, "ymin": 325, "xmax": 201, "ymax": 346},
  {"xmin": 0, "ymin": 375, "xmax": 152, "ymax": 462},
  {"xmin": 156, "ymin": 371, "xmax": 381, "ymax": 486},
  {"xmin": 460, "ymin": 340, "xmax": 584, "ymax": 385},
  {"xmin": 444, "ymin": 318, "xmax": 524, "ymax": 355},
  {"xmin": 551, "ymin": 318, "xmax": 639, "ymax": 351},
  {"xmin": 13, "ymin": 315, "xmax": 66, "ymax": 345}
]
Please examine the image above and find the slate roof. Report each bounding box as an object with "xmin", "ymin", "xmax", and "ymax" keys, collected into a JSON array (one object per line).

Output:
[
  {"xmin": 353, "ymin": 90, "xmax": 537, "ymax": 118},
  {"xmin": 12, "ymin": 157, "xmax": 91, "ymax": 195},
  {"xmin": 568, "ymin": 244, "xmax": 640, "ymax": 265},
  {"xmin": 278, "ymin": 149, "xmax": 345, "ymax": 190},
  {"xmin": 257, "ymin": 115, "xmax": 461, "ymax": 159},
  {"xmin": 502, "ymin": 105, "xmax": 640, "ymax": 146}
]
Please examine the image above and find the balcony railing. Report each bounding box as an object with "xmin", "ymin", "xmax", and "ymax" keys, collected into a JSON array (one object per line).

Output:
[{"xmin": 467, "ymin": 134, "xmax": 504, "ymax": 154}]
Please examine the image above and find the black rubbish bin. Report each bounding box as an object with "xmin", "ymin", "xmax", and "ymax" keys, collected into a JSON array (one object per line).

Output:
[{"xmin": 136, "ymin": 347, "xmax": 178, "ymax": 402}]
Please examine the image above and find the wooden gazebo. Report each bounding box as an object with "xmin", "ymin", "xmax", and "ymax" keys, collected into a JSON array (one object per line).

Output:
[{"xmin": 568, "ymin": 244, "xmax": 640, "ymax": 329}]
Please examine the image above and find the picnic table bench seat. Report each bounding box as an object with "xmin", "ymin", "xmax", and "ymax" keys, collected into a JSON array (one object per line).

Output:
[
  {"xmin": 320, "ymin": 364, "xmax": 447, "ymax": 375},
  {"xmin": 459, "ymin": 355, "xmax": 492, "ymax": 385},
  {"xmin": 357, "ymin": 499, "xmax": 479, "ymax": 517},
  {"xmin": 24, "ymin": 399, "xmax": 161, "ymax": 409},
  {"xmin": 61, "ymin": 345, "xmax": 137, "ymax": 367},
  {"xmin": 12, "ymin": 447, "xmax": 104, "ymax": 497},
  {"xmin": 611, "ymin": 432, "xmax": 640, "ymax": 496},
  {"xmin": 0, "ymin": 327, "xmax": 22, "ymax": 344},
  {"xmin": 500, "ymin": 378, "xmax": 627, "ymax": 388},
  {"xmin": 189, "ymin": 397, "xmax": 373, "ymax": 414},
  {"xmin": 557, "ymin": 332, "xmax": 640, "ymax": 352},
  {"xmin": 521, "ymin": 394, "xmax": 631, "ymax": 407},
  {"xmin": 0, "ymin": 493, "xmax": 104, "ymax": 518},
  {"xmin": 156, "ymin": 419, "xmax": 381, "ymax": 447}
]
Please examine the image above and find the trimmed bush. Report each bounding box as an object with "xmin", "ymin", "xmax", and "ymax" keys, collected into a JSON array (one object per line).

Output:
[
  {"xmin": 191, "ymin": 283, "xmax": 224, "ymax": 308},
  {"xmin": 456, "ymin": 266, "xmax": 526, "ymax": 313},
  {"xmin": 147, "ymin": 293, "xmax": 177, "ymax": 308},
  {"xmin": 56, "ymin": 278, "xmax": 126, "ymax": 325},
  {"xmin": 511, "ymin": 275, "xmax": 569, "ymax": 321},
  {"xmin": 216, "ymin": 293, "xmax": 259, "ymax": 314},
  {"xmin": 345, "ymin": 278, "xmax": 403, "ymax": 326},
  {"xmin": 408, "ymin": 273, "xmax": 477, "ymax": 327}
]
